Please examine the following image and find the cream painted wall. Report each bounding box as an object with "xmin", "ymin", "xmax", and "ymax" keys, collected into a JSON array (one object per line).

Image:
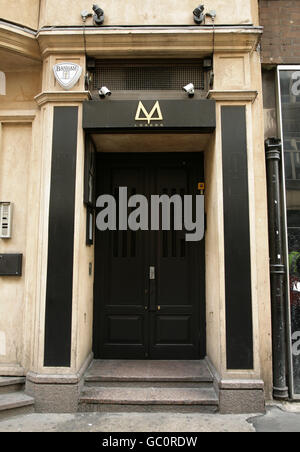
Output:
[
  {"xmin": 207, "ymin": 48, "xmax": 272, "ymax": 394},
  {"xmin": 72, "ymin": 106, "xmax": 94, "ymax": 372},
  {"xmin": 0, "ymin": 123, "xmax": 31, "ymax": 368},
  {"xmin": 0, "ymin": 0, "xmax": 40, "ymax": 29},
  {"xmin": 0, "ymin": 0, "xmax": 257, "ymax": 29},
  {"xmin": 0, "ymin": 70, "xmax": 41, "ymax": 110},
  {"xmin": 250, "ymin": 49, "xmax": 273, "ymax": 399},
  {"xmin": 205, "ymin": 132, "xmax": 223, "ymax": 374},
  {"xmin": 39, "ymin": 0, "xmax": 254, "ymax": 27},
  {"xmin": 0, "ymin": 0, "xmax": 270, "ymax": 392}
]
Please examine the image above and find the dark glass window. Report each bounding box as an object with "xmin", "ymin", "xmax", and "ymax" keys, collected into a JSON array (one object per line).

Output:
[{"xmin": 279, "ymin": 69, "xmax": 300, "ymax": 395}]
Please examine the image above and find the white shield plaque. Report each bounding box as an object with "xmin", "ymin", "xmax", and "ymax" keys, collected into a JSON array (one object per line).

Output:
[{"xmin": 53, "ymin": 62, "xmax": 82, "ymax": 90}]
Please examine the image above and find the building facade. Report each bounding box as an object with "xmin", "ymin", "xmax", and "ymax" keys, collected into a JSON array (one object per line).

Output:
[
  {"xmin": 260, "ymin": 0, "xmax": 300, "ymax": 400},
  {"xmin": 0, "ymin": 0, "xmax": 274, "ymax": 414}
]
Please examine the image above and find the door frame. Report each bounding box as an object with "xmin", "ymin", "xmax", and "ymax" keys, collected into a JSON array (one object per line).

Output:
[{"xmin": 91, "ymin": 149, "xmax": 206, "ymax": 360}]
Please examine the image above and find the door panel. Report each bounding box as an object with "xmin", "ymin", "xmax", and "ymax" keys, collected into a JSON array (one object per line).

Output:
[
  {"xmin": 93, "ymin": 153, "xmax": 205, "ymax": 359},
  {"xmin": 94, "ymin": 161, "xmax": 149, "ymax": 359}
]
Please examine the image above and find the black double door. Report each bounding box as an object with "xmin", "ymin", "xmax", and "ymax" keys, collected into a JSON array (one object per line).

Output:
[{"xmin": 93, "ymin": 153, "xmax": 205, "ymax": 360}]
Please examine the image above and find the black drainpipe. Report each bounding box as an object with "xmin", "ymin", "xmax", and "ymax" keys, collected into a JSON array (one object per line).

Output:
[{"xmin": 265, "ymin": 138, "xmax": 289, "ymax": 400}]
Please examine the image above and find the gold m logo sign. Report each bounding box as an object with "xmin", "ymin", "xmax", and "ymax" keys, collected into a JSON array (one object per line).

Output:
[{"xmin": 135, "ymin": 101, "xmax": 163, "ymax": 125}]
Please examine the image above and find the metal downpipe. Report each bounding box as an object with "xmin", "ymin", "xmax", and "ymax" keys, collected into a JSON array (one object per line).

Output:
[{"xmin": 265, "ymin": 138, "xmax": 289, "ymax": 400}]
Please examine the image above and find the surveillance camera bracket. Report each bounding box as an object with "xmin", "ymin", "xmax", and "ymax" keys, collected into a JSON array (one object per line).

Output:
[
  {"xmin": 193, "ymin": 6, "xmax": 217, "ymax": 25},
  {"xmin": 81, "ymin": 10, "xmax": 93, "ymax": 22},
  {"xmin": 206, "ymin": 10, "xmax": 217, "ymax": 21}
]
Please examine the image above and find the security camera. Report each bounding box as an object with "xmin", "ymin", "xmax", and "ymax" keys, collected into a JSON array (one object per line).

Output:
[
  {"xmin": 93, "ymin": 4, "xmax": 104, "ymax": 26},
  {"xmin": 183, "ymin": 83, "xmax": 195, "ymax": 97},
  {"xmin": 206, "ymin": 10, "xmax": 217, "ymax": 21},
  {"xmin": 99, "ymin": 86, "xmax": 112, "ymax": 98},
  {"xmin": 81, "ymin": 10, "xmax": 93, "ymax": 22},
  {"xmin": 193, "ymin": 5, "xmax": 205, "ymax": 25}
]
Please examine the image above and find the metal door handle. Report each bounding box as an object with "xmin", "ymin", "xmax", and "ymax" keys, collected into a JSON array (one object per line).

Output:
[
  {"xmin": 149, "ymin": 266, "xmax": 156, "ymax": 312},
  {"xmin": 149, "ymin": 266, "xmax": 155, "ymax": 280}
]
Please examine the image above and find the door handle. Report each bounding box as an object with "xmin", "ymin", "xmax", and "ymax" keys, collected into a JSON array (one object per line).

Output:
[
  {"xmin": 149, "ymin": 266, "xmax": 155, "ymax": 280},
  {"xmin": 148, "ymin": 306, "xmax": 161, "ymax": 312},
  {"xmin": 149, "ymin": 266, "xmax": 156, "ymax": 312}
]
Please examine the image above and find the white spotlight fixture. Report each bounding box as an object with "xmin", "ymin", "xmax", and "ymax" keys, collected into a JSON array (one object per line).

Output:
[
  {"xmin": 99, "ymin": 86, "xmax": 112, "ymax": 98},
  {"xmin": 182, "ymin": 83, "xmax": 195, "ymax": 98}
]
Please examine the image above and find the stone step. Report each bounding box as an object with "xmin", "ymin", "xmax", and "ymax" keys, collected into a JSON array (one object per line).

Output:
[
  {"xmin": 85, "ymin": 381, "xmax": 213, "ymax": 389},
  {"xmin": 84, "ymin": 360, "xmax": 214, "ymax": 384},
  {"xmin": 0, "ymin": 377, "xmax": 26, "ymax": 394},
  {"xmin": 79, "ymin": 386, "xmax": 219, "ymax": 414},
  {"xmin": 0, "ymin": 392, "xmax": 35, "ymax": 420}
]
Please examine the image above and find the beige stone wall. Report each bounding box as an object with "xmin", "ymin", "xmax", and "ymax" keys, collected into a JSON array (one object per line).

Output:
[
  {"xmin": 250, "ymin": 50, "xmax": 273, "ymax": 399},
  {"xmin": 0, "ymin": 0, "xmax": 256, "ymax": 29},
  {"xmin": 0, "ymin": 0, "xmax": 272, "ymax": 400},
  {"xmin": 207, "ymin": 49, "xmax": 272, "ymax": 394},
  {"xmin": 0, "ymin": 71, "xmax": 41, "ymax": 111},
  {"xmin": 0, "ymin": 123, "xmax": 32, "ymax": 372},
  {"xmin": 71, "ymin": 106, "xmax": 94, "ymax": 372},
  {"xmin": 24, "ymin": 102, "xmax": 94, "ymax": 376},
  {"xmin": 205, "ymin": 130, "xmax": 223, "ymax": 374},
  {"xmin": 42, "ymin": 55, "xmax": 85, "ymax": 93},
  {"xmin": 0, "ymin": 64, "xmax": 41, "ymax": 375},
  {"xmin": 39, "ymin": 0, "xmax": 254, "ymax": 27},
  {"xmin": 0, "ymin": 0, "xmax": 40, "ymax": 29}
]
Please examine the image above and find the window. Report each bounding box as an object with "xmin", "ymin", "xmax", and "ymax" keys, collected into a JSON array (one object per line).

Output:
[{"xmin": 278, "ymin": 66, "xmax": 300, "ymax": 397}]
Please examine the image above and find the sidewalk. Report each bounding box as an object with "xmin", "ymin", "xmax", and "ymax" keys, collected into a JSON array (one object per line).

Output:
[{"xmin": 0, "ymin": 403, "xmax": 299, "ymax": 432}]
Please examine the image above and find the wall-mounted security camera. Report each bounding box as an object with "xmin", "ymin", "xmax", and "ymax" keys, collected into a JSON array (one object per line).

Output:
[
  {"xmin": 99, "ymin": 86, "xmax": 112, "ymax": 98},
  {"xmin": 183, "ymin": 83, "xmax": 195, "ymax": 98},
  {"xmin": 93, "ymin": 4, "xmax": 104, "ymax": 26},
  {"xmin": 193, "ymin": 5, "xmax": 205, "ymax": 25},
  {"xmin": 206, "ymin": 10, "xmax": 217, "ymax": 21},
  {"xmin": 81, "ymin": 10, "xmax": 93, "ymax": 22}
]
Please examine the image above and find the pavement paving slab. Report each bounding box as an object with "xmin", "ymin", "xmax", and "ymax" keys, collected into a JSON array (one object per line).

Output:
[
  {"xmin": 248, "ymin": 406, "xmax": 300, "ymax": 433},
  {"xmin": 0, "ymin": 404, "xmax": 300, "ymax": 432},
  {"xmin": 0, "ymin": 412, "xmax": 254, "ymax": 433}
]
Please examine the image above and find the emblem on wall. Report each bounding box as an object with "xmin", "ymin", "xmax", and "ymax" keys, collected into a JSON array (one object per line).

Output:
[
  {"xmin": 53, "ymin": 63, "xmax": 82, "ymax": 90},
  {"xmin": 135, "ymin": 101, "xmax": 163, "ymax": 125}
]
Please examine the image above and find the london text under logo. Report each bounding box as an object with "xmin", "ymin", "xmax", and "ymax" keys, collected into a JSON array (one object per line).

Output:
[{"xmin": 135, "ymin": 101, "xmax": 163, "ymax": 125}]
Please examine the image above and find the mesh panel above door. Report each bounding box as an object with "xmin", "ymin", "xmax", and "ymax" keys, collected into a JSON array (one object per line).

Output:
[{"xmin": 91, "ymin": 60, "xmax": 206, "ymax": 91}]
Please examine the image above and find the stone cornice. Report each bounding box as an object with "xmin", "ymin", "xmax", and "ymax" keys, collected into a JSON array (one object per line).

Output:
[
  {"xmin": 37, "ymin": 27, "xmax": 262, "ymax": 58},
  {"xmin": 0, "ymin": 109, "xmax": 37, "ymax": 123},
  {"xmin": 207, "ymin": 90, "xmax": 258, "ymax": 102},
  {"xmin": 35, "ymin": 91, "xmax": 90, "ymax": 107},
  {"xmin": 0, "ymin": 23, "xmax": 41, "ymax": 62},
  {"xmin": 0, "ymin": 21, "xmax": 262, "ymax": 62}
]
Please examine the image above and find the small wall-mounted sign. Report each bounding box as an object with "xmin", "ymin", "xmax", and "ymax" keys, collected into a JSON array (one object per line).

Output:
[
  {"xmin": 83, "ymin": 99, "xmax": 216, "ymax": 132},
  {"xmin": 53, "ymin": 63, "xmax": 82, "ymax": 90},
  {"xmin": 0, "ymin": 254, "xmax": 22, "ymax": 277},
  {"xmin": 0, "ymin": 202, "xmax": 12, "ymax": 239}
]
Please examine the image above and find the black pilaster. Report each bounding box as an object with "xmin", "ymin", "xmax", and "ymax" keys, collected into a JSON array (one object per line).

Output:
[
  {"xmin": 221, "ymin": 106, "xmax": 254, "ymax": 370},
  {"xmin": 44, "ymin": 106, "xmax": 78, "ymax": 367}
]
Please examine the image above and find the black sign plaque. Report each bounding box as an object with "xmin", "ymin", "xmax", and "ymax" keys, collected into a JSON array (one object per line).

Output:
[
  {"xmin": 83, "ymin": 99, "xmax": 216, "ymax": 132},
  {"xmin": 0, "ymin": 254, "xmax": 23, "ymax": 276}
]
